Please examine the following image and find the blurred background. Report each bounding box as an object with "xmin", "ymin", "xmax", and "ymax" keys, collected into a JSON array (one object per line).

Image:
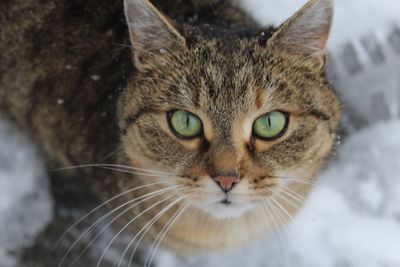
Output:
[{"xmin": 1, "ymin": 0, "xmax": 399, "ymax": 266}]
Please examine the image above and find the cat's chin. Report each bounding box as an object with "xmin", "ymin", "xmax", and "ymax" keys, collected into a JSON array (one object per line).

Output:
[{"xmin": 201, "ymin": 201, "xmax": 254, "ymax": 219}]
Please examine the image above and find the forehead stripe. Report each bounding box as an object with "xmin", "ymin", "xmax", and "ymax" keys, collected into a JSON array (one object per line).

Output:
[
  {"xmin": 122, "ymin": 107, "xmax": 154, "ymax": 134},
  {"xmin": 309, "ymin": 109, "xmax": 330, "ymax": 121}
]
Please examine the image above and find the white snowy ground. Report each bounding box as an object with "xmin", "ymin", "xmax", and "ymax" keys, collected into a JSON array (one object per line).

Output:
[
  {"xmin": 0, "ymin": 119, "xmax": 53, "ymax": 266},
  {"xmin": 1, "ymin": 0, "xmax": 400, "ymax": 266}
]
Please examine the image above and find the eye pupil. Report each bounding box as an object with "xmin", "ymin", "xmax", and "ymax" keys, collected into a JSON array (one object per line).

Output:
[
  {"xmin": 169, "ymin": 110, "xmax": 203, "ymax": 138},
  {"xmin": 252, "ymin": 111, "xmax": 288, "ymax": 140}
]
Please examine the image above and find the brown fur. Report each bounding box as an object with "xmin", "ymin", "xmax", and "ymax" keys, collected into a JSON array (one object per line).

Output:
[{"xmin": 0, "ymin": 0, "xmax": 340, "ymax": 264}]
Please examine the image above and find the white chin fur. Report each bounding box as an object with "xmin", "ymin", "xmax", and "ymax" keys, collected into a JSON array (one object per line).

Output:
[{"xmin": 202, "ymin": 202, "xmax": 253, "ymax": 219}]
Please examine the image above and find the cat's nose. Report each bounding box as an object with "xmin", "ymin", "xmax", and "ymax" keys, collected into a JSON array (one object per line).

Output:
[{"xmin": 213, "ymin": 175, "xmax": 240, "ymax": 193}]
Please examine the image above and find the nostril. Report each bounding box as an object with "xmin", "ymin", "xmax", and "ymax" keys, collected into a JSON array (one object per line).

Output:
[{"xmin": 213, "ymin": 175, "xmax": 240, "ymax": 193}]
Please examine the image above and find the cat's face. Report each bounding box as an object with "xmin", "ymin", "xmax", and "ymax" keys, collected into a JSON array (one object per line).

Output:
[{"xmin": 119, "ymin": 0, "xmax": 340, "ymax": 219}]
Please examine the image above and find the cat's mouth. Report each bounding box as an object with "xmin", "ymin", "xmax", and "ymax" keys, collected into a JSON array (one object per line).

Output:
[
  {"xmin": 205, "ymin": 197, "xmax": 252, "ymax": 219},
  {"xmin": 216, "ymin": 196, "xmax": 244, "ymax": 207},
  {"xmin": 220, "ymin": 198, "xmax": 232, "ymax": 205}
]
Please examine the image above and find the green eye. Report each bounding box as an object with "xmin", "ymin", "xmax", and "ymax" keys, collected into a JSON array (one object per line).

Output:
[
  {"xmin": 169, "ymin": 110, "xmax": 203, "ymax": 138},
  {"xmin": 252, "ymin": 111, "xmax": 288, "ymax": 140}
]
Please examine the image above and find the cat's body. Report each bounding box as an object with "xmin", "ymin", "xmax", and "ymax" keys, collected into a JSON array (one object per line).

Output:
[
  {"xmin": 0, "ymin": 0, "xmax": 340, "ymax": 266},
  {"xmin": 0, "ymin": 1, "xmax": 261, "ymax": 265}
]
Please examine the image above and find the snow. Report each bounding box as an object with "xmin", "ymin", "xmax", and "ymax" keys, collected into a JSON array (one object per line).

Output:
[
  {"xmin": 239, "ymin": 0, "xmax": 400, "ymax": 48},
  {"xmin": 0, "ymin": 119, "xmax": 53, "ymax": 267},
  {"xmin": 1, "ymin": 0, "xmax": 400, "ymax": 266},
  {"xmin": 287, "ymin": 121, "xmax": 400, "ymax": 267}
]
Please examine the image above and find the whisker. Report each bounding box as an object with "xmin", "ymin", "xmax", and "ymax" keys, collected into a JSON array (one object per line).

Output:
[
  {"xmin": 263, "ymin": 199, "xmax": 291, "ymax": 267},
  {"xmin": 279, "ymin": 187, "xmax": 307, "ymax": 203},
  {"xmin": 99, "ymin": 147, "xmax": 124, "ymax": 162},
  {"xmin": 276, "ymin": 188, "xmax": 303, "ymax": 210},
  {"xmin": 60, "ymin": 186, "xmax": 180, "ymax": 267},
  {"xmin": 89, "ymin": 166, "xmax": 176, "ymax": 178},
  {"xmin": 113, "ymin": 42, "xmax": 132, "ymax": 49},
  {"xmin": 97, "ymin": 192, "xmax": 185, "ymax": 267},
  {"xmin": 53, "ymin": 163, "xmax": 176, "ymax": 176},
  {"xmin": 99, "ymin": 164, "xmax": 175, "ymax": 175},
  {"xmin": 269, "ymin": 197, "xmax": 294, "ymax": 223},
  {"xmin": 144, "ymin": 203, "xmax": 187, "ymax": 267},
  {"xmin": 258, "ymin": 203, "xmax": 287, "ymax": 266},
  {"xmin": 267, "ymin": 198, "xmax": 292, "ymax": 241},
  {"xmin": 51, "ymin": 181, "xmax": 166, "ymax": 255},
  {"xmin": 118, "ymin": 194, "xmax": 187, "ymax": 267},
  {"xmin": 269, "ymin": 175, "xmax": 319, "ymax": 187},
  {"xmin": 281, "ymin": 179, "xmax": 358, "ymax": 210},
  {"xmin": 122, "ymin": 203, "xmax": 184, "ymax": 267}
]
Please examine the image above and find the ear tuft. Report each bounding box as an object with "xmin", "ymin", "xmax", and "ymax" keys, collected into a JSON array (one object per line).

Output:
[
  {"xmin": 268, "ymin": 0, "xmax": 334, "ymax": 69},
  {"xmin": 124, "ymin": 0, "xmax": 185, "ymax": 62}
]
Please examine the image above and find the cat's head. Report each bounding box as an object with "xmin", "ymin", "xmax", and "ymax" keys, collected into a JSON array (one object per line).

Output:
[{"xmin": 118, "ymin": 0, "xmax": 340, "ymax": 219}]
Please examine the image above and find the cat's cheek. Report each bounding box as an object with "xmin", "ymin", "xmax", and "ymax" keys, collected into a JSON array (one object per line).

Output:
[{"xmin": 301, "ymin": 121, "xmax": 336, "ymax": 163}]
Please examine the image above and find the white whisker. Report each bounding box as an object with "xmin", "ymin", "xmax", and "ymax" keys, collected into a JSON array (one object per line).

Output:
[
  {"xmin": 276, "ymin": 189, "xmax": 303, "ymax": 210},
  {"xmin": 144, "ymin": 203, "xmax": 187, "ymax": 267},
  {"xmin": 60, "ymin": 186, "xmax": 180, "ymax": 267},
  {"xmin": 118, "ymin": 195, "xmax": 187, "ymax": 267},
  {"xmin": 258, "ymin": 203, "xmax": 286, "ymax": 266},
  {"xmin": 269, "ymin": 197, "xmax": 294, "ymax": 222},
  {"xmin": 51, "ymin": 181, "xmax": 167, "ymax": 255},
  {"xmin": 99, "ymin": 147, "xmax": 123, "ymax": 162},
  {"xmin": 90, "ymin": 166, "xmax": 176, "ymax": 178},
  {"xmin": 279, "ymin": 187, "xmax": 307, "ymax": 204},
  {"xmin": 271, "ymin": 175, "xmax": 318, "ymax": 187},
  {"xmin": 263, "ymin": 199, "xmax": 291, "ymax": 267},
  {"xmin": 53, "ymin": 163, "xmax": 176, "ymax": 176},
  {"xmin": 97, "ymin": 192, "xmax": 184, "ymax": 267}
]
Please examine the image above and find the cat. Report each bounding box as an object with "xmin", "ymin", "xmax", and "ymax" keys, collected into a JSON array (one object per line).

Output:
[{"xmin": 0, "ymin": 0, "xmax": 340, "ymax": 265}]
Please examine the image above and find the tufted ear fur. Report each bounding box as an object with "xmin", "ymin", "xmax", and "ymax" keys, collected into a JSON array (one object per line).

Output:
[
  {"xmin": 267, "ymin": 0, "xmax": 334, "ymax": 70},
  {"xmin": 124, "ymin": 0, "xmax": 186, "ymax": 68}
]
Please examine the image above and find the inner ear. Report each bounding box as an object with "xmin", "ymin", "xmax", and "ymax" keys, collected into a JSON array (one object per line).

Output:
[
  {"xmin": 124, "ymin": 0, "xmax": 186, "ymax": 66},
  {"xmin": 267, "ymin": 0, "xmax": 333, "ymax": 70}
]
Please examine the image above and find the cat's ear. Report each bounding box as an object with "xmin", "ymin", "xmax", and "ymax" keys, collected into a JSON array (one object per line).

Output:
[
  {"xmin": 267, "ymin": 0, "xmax": 333, "ymax": 70},
  {"xmin": 124, "ymin": 0, "xmax": 186, "ymax": 66}
]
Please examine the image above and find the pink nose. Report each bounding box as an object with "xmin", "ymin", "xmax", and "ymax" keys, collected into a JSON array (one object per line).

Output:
[{"xmin": 213, "ymin": 176, "xmax": 240, "ymax": 193}]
